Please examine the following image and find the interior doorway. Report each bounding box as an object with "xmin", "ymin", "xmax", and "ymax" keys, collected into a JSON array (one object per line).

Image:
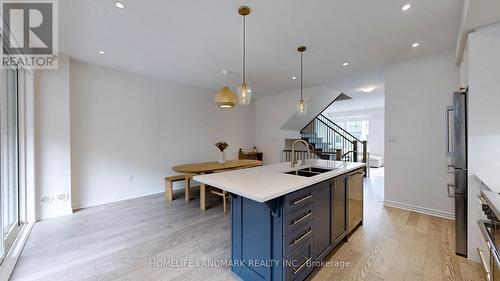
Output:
[{"xmin": 322, "ymin": 84, "xmax": 385, "ymax": 202}]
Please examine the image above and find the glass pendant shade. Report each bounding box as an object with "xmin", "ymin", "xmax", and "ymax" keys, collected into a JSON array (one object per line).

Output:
[
  {"xmin": 215, "ymin": 86, "xmax": 237, "ymax": 108},
  {"xmin": 237, "ymin": 83, "xmax": 252, "ymax": 105},
  {"xmin": 296, "ymin": 99, "xmax": 307, "ymax": 115},
  {"xmin": 296, "ymin": 46, "xmax": 307, "ymax": 115},
  {"xmin": 237, "ymin": 6, "xmax": 252, "ymax": 105}
]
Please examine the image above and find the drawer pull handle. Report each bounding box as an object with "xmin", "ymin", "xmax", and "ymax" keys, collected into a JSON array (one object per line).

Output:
[
  {"xmin": 293, "ymin": 257, "xmax": 312, "ymax": 274},
  {"xmin": 291, "ymin": 194, "xmax": 312, "ymax": 206},
  {"xmin": 290, "ymin": 228, "xmax": 312, "ymax": 246},
  {"xmin": 290, "ymin": 211, "xmax": 312, "ymax": 226},
  {"xmin": 477, "ymin": 248, "xmax": 491, "ymax": 280}
]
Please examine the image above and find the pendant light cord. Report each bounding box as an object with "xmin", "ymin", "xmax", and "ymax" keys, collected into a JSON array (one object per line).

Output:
[
  {"xmin": 242, "ymin": 16, "xmax": 246, "ymax": 85},
  {"xmin": 300, "ymin": 51, "xmax": 303, "ymax": 100}
]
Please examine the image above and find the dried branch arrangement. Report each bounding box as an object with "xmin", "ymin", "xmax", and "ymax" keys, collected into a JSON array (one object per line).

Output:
[{"xmin": 214, "ymin": 142, "xmax": 228, "ymax": 152}]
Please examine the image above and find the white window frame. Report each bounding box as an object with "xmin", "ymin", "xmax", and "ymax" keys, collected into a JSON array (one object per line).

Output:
[
  {"xmin": 0, "ymin": 17, "xmax": 36, "ymax": 278},
  {"xmin": 0, "ymin": 67, "xmax": 36, "ymax": 281},
  {"xmin": 1, "ymin": 69, "xmax": 22, "ymax": 260}
]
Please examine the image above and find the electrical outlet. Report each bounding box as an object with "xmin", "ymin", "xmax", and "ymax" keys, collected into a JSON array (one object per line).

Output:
[
  {"xmin": 57, "ymin": 193, "xmax": 69, "ymax": 201},
  {"xmin": 40, "ymin": 195, "xmax": 53, "ymax": 204}
]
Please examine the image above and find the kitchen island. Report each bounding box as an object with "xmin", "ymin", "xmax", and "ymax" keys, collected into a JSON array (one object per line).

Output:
[{"xmin": 194, "ymin": 159, "xmax": 365, "ymax": 281}]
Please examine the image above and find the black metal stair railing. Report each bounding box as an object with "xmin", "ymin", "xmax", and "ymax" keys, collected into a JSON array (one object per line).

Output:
[{"xmin": 285, "ymin": 114, "xmax": 367, "ymax": 163}]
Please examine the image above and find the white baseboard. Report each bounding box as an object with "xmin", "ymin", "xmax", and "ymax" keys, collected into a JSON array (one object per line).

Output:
[
  {"xmin": 383, "ymin": 200, "xmax": 455, "ymax": 220},
  {"xmin": 38, "ymin": 207, "xmax": 73, "ymax": 220},
  {"xmin": 72, "ymin": 188, "xmax": 166, "ymax": 210},
  {"xmin": 71, "ymin": 183, "xmax": 202, "ymax": 210}
]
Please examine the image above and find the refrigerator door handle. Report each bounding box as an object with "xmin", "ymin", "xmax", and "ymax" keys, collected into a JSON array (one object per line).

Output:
[
  {"xmin": 446, "ymin": 105, "xmax": 454, "ymax": 157},
  {"xmin": 447, "ymin": 184, "xmax": 456, "ymax": 198}
]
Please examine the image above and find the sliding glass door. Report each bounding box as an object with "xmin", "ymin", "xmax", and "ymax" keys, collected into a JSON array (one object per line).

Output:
[{"xmin": 0, "ymin": 69, "xmax": 21, "ymax": 261}]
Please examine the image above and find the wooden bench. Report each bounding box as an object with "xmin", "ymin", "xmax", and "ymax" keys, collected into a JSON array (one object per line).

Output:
[{"xmin": 164, "ymin": 175, "xmax": 186, "ymax": 202}]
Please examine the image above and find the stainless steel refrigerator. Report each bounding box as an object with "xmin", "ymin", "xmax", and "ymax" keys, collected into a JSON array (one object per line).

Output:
[{"xmin": 451, "ymin": 90, "xmax": 468, "ymax": 257}]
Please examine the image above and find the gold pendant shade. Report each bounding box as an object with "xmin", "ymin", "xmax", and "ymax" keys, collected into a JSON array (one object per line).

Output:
[{"xmin": 215, "ymin": 86, "xmax": 237, "ymax": 108}]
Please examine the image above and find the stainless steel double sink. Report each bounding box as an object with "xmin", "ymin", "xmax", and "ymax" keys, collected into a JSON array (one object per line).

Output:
[{"xmin": 284, "ymin": 166, "xmax": 336, "ymax": 177}]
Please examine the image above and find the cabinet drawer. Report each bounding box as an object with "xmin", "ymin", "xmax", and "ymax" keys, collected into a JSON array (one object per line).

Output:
[
  {"xmin": 284, "ymin": 187, "xmax": 314, "ymax": 215},
  {"xmin": 284, "ymin": 238, "xmax": 314, "ymax": 281},
  {"xmin": 283, "ymin": 220, "xmax": 313, "ymax": 257},
  {"xmin": 283, "ymin": 204, "xmax": 314, "ymax": 236}
]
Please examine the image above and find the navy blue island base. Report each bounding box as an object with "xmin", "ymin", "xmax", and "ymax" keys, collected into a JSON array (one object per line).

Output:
[{"xmin": 230, "ymin": 169, "xmax": 363, "ymax": 281}]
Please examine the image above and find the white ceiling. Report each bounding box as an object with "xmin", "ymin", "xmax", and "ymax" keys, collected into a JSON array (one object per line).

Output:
[
  {"xmin": 323, "ymin": 67, "xmax": 385, "ymax": 113},
  {"xmin": 59, "ymin": 0, "xmax": 463, "ymax": 97},
  {"xmin": 455, "ymin": 0, "xmax": 500, "ymax": 63},
  {"xmin": 325, "ymin": 89, "xmax": 385, "ymax": 113}
]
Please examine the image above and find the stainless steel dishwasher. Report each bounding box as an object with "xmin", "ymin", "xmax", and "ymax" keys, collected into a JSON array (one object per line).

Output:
[{"xmin": 348, "ymin": 169, "xmax": 364, "ymax": 234}]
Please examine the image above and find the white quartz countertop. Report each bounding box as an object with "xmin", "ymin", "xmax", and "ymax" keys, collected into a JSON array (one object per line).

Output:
[
  {"xmin": 476, "ymin": 173, "xmax": 500, "ymax": 193},
  {"xmin": 193, "ymin": 160, "xmax": 366, "ymax": 203},
  {"xmin": 481, "ymin": 190, "xmax": 500, "ymax": 220}
]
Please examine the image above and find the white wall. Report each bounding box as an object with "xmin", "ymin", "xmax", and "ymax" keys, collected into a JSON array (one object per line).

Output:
[
  {"xmin": 69, "ymin": 60, "xmax": 255, "ymax": 209},
  {"xmin": 466, "ymin": 24, "xmax": 500, "ymax": 261},
  {"xmin": 384, "ymin": 50, "xmax": 458, "ymax": 218},
  {"xmin": 326, "ymin": 107, "xmax": 385, "ymax": 157},
  {"xmin": 35, "ymin": 55, "xmax": 73, "ymax": 219},
  {"xmin": 255, "ymin": 88, "xmax": 321, "ymax": 164},
  {"xmin": 255, "ymin": 86, "xmax": 384, "ymax": 164},
  {"xmin": 280, "ymin": 87, "xmax": 341, "ymax": 131}
]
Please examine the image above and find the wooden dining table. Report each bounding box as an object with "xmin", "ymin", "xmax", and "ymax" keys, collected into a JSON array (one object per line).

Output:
[{"xmin": 172, "ymin": 159, "xmax": 262, "ymax": 210}]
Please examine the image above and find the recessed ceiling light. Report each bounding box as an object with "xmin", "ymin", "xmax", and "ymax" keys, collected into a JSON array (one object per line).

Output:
[
  {"xmin": 402, "ymin": 4, "xmax": 411, "ymax": 11},
  {"xmin": 342, "ymin": 62, "xmax": 349, "ymax": 66},
  {"xmin": 360, "ymin": 87, "xmax": 376, "ymax": 93},
  {"xmin": 115, "ymin": 2, "xmax": 125, "ymax": 9},
  {"xmin": 412, "ymin": 42, "xmax": 420, "ymax": 48},
  {"xmin": 98, "ymin": 50, "xmax": 106, "ymax": 55},
  {"xmin": 292, "ymin": 76, "xmax": 297, "ymax": 80}
]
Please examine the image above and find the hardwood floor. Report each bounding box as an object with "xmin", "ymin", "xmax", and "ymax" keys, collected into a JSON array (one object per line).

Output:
[
  {"xmin": 310, "ymin": 200, "xmax": 483, "ymax": 281},
  {"xmin": 11, "ymin": 177, "xmax": 483, "ymax": 281}
]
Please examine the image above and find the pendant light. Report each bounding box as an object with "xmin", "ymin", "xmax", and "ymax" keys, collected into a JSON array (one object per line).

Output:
[
  {"xmin": 215, "ymin": 86, "xmax": 237, "ymax": 108},
  {"xmin": 236, "ymin": 6, "xmax": 252, "ymax": 105},
  {"xmin": 296, "ymin": 46, "xmax": 307, "ymax": 115}
]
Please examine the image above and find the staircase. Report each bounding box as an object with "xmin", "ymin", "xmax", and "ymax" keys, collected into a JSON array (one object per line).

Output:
[{"xmin": 284, "ymin": 114, "xmax": 368, "ymax": 163}]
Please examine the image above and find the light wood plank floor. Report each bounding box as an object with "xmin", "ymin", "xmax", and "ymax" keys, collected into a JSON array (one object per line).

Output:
[{"xmin": 11, "ymin": 177, "xmax": 483, "ymax": 281}]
